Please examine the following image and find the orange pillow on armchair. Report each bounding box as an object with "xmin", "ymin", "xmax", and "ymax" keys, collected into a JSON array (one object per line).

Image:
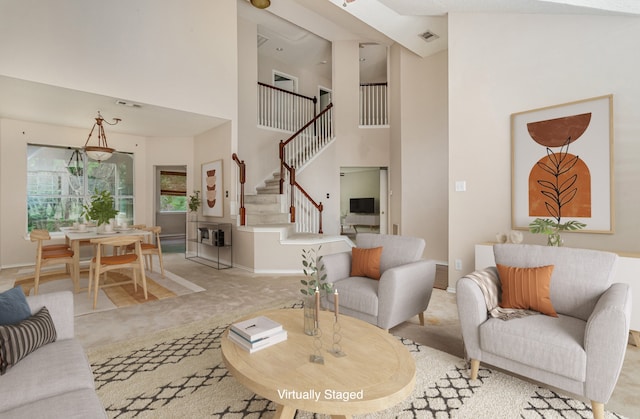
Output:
[
  {"xmin": 497, "ymin": 263, "xmax": 558, "ymax": 317},
  {"xmin": 351, "ymin": 247, "xmax": 383, "ymax": 280}
]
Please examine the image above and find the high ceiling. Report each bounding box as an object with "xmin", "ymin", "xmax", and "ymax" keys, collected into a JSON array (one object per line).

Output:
[{"xmin": 2, "ymin": 0, "xmax": 639, "ymax": 137}]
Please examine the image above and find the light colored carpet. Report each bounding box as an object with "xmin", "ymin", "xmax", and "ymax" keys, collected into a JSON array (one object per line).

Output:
[
  {"xmin": 11, "ymin": 267, "xmax": 204, "ymax": 316},
  {"xmin": 87, "ymin": 302, "xmax": 627, "ymax": 419}
]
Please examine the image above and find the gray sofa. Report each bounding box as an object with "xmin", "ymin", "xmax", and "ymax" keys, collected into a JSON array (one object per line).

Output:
[
  {"xmin": 0, "ymin": 291, "xmax": 106, "ymax": 418},
  {"xmin": 320, "ymin": 233, "xmax": 436, "ymax": 330},
  {"xmin": 457, "ymin": 244, "xmax": 632, "ymax": 419}
]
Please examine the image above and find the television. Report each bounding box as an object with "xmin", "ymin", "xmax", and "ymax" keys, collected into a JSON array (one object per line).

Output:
[{"xmin": 349, "ymin": 197, "xmax": 375, "ymax": 214}]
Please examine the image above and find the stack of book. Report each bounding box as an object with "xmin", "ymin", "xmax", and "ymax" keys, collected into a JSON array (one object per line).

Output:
[{"xmin": 228, "ymin": 315, "xmax": 287, "ymax": 353}]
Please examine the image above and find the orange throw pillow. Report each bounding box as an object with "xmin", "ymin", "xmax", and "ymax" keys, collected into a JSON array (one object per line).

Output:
[
  {"xmin": 497, "ymin": 264, "xmax": 558, "ymax": 317},
  {"xmin": 351, "ymin": 247, "xmax": 383, "ymax": 280}
]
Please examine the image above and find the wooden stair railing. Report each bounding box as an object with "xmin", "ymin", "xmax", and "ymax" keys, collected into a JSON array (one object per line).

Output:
[
  {"xmin": 257, "ymin": 82, "xmax": 317, "ymax": 132},
  {"xmin": 278, "ymin": 104, "xmax": 333, "ymax": 235},
  {"xmin": 283, "ymin": 166, "xmax": 323, "ymax": 234},
  {"xmin": 232, "ymin": 153, "xmax": 246, "ymax": 226}
]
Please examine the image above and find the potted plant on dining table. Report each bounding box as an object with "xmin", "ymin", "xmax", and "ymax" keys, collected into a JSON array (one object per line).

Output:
[{"xmin": 82, "ymin": 190, "xmax": 119, "ymax": 230}]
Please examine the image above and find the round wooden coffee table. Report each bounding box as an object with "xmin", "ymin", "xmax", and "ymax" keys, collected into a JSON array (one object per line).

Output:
[{"xmin": 221, "ymin": 308, "xmax": 415, "ymax": 419}]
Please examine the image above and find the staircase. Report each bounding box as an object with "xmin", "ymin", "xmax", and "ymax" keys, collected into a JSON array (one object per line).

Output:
[
  {"xmin": 232, "ymin": 95, "xmax": 350, "ymax": 272},
  {"xmin": 244, "ymin": 172, "xmax": 289, "ymax": 226}
]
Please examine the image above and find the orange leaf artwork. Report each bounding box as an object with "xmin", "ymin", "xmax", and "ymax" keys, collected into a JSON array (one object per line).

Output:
[{"xmin": 526, "ymin": 113, "xmax": 592, "ymax": 221}]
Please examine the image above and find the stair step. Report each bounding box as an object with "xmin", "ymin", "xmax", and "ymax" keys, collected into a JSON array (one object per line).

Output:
[
  {"xmin": 244, "ymin": 202, "xmax": 283, "ymax": 214},
  {"xmin": 257, "ymin": 185, "xmax": 280, "ymax": 194},
  {"xmin": 245, "ymin": 194, "xmax": 282, "ymax": 204},
  {"xmin": 246, "ymin": 213, "xmax": 290, "ymax": 224}
]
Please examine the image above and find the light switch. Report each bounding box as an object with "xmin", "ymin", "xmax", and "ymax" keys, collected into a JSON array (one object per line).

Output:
[{"xmin": 455, "ymin": 181, "xmax": 466, "ymax": 192}]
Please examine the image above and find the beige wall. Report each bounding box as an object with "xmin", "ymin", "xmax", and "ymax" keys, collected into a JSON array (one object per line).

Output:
[
  {"xmin": 0, "ymin": 0, "xmax": 238, "ymax": 119},
  {"xmin": 0, "ymin": 118, "xmax": 148, "ymax": 267},
  {"xmin": 388, "ymin": 45, "xmax": 449, "ymax": 262},
  {"xmin": 237, "ymin": 17, "xmax": 285, "ymax": 195},
  {"xmin": 397, "ymin": 48, "xmax": 448, "ymax": 262},
  {"xmin": 194, "ymin": 122, "xmax": 235, "ymax": 226},
  {"xmin": 340, "ymin": 169, "xmax": 381, "ymax": 218},
  {"xmin": 448, "ymin": 13, "xmax": 640, "ymax": 288}
]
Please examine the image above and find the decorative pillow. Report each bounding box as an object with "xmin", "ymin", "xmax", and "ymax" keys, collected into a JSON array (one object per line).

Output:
[
  {"xmin": 351, "ymin": 247, "xmax": 383, "ymax": 280},
  {"xmin": 0, "ymin": 287, "xmax": 32, "ymax": 325},
  {"xmin": 0, "ymin": 307, "xmax": 57, "ymax": 375},
  {"xmin": 497, "ymin": 264, "xmax": 558, "ymax": 317}
]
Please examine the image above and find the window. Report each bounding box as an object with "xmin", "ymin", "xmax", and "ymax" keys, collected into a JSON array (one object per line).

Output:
[
  {"xmin": 27, "ymin": 144, "xmax": 134, "ymax": 232},
  {"xmin": 159, "ymin": 170, "xmax": 187, "ymax": 212}
]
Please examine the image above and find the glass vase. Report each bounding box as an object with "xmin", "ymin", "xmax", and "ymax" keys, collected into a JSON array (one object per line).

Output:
[
  {"xmin": 547, "ymin": 231, "xmax": 563, "ymax": 246},
  {"xmin": 303, "ymin": 296, "xmax": 316, "ymax": 336}
]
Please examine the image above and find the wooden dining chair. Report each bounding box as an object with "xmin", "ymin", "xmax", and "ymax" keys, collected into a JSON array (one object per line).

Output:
[
  {"xmin": 121, "ymin": 226, "xmax": 165, "ymax": 277},
  {"xmin": 30, "ymin": 229, "xmax": 78, "ymax": 295},
  {"xmin": 88, "ymin": 235, "xmax": 147, "ymax": 309},
  {"xmin": 140, "ymin": 226, "xmax": 165, "ymax": 277}
]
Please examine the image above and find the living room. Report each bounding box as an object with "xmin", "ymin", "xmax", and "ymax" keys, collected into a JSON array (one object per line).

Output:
[{"xmin": 1, "ymin": 0, "xmax": 639, "ymax": 417}]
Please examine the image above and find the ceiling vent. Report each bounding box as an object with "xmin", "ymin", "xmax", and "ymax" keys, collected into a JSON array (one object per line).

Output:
[
  {"xmin": 257, "ymin": 34, "xmax": 269, "ymax": 47},
  {"xmin": 115, "ymin": 100, "xmax": 142, "ymax": 108},
  {"xmin": 419, "ymin": 30, "xmax": 440, "ymax": 43}
]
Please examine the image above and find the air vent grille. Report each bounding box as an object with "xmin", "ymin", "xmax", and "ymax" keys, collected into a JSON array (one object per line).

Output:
[
  {"xmin": 115, "ymin": 100, "xmax": 142, "ymax": 108},
  {"xmin": 419, "ymin": 31, "xmax": 440, "ymax": 43}
]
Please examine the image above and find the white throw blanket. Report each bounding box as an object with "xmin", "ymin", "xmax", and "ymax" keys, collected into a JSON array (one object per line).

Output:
[{"xmin": 464, "ymin": 267, "xmax": 538, "ymax": 320}]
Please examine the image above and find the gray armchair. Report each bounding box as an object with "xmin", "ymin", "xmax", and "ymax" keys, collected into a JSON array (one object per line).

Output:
[
  {"xmin": 457, "ymin": 244, "xmax": 632, "ymax": 419},
  {"xmin": 320, "ymin": 233, "xmax": 436, "ymax": 330}
]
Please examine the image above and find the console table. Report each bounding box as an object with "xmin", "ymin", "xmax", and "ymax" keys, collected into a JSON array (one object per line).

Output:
[
  {"xmin": 343, "ymin": 214, "xmax": 380, "ymax": 234},
  {"xmin": 475, "ymin": 243, "xmax": 639, "ymax": 346},
  {"xmin": 186, "ymin": 220, "xmax": 232, "ymax": 269}
]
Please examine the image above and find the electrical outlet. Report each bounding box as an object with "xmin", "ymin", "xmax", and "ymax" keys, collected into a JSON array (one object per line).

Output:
[{"xmin": 454, "ymin": 259, "xmax": 462, "ymax": 271}]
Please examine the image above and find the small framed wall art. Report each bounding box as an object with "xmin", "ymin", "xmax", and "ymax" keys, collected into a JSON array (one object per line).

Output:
[{"xmin": 202, "ymin": 160, "xmax": 223, "ymax": 217}]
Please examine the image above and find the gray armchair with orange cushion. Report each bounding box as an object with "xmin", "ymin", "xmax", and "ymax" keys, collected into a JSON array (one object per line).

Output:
[
  {"xmin": 319, "ymin": 233, "xmax": 437, "ymax": 330},
  {"xmin": 456, "ymin": 244, "xmax": 632, "ymax": 419}
]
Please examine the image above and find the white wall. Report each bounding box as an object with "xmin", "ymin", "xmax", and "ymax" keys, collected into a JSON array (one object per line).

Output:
[
  {"xmin": 0, "ymin": 0, "xmax": 238, "ymax": 119},
  {"xmin": 448, "ymin": 13, "xmax": 640, "ymax": 287}
]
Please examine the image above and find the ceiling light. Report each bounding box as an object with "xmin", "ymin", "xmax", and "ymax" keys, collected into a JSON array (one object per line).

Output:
[
  {"xmin": 67, "ymin": 148, "xmax": 84, "ymax": 177},
  {"xmin": 83, "ymin": 111, "xmax": 121, "ymax": 162},
  {"xmin": 250, "ymin": 0, "xmax": 270, "ymax": 9}
]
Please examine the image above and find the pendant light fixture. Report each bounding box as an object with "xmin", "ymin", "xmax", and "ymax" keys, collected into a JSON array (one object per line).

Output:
[
  {"xmin": 83, "ymin": 111, "xmax": 121, "ymax": 162},
  {"xmin": 250, "ymin": 0, "xmax": 270, "ymax": 9},
  {"xmin": 67, "ymin": 147, "xmax": 84, "ymax": 177}
]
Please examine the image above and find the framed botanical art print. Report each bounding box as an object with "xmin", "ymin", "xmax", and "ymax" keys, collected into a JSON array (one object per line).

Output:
[
  {"xmin": 510, "ymin": 95, "xmax": 614, "ymax": 233},
  {"xmin": 202, "ymin": 160, "xmax": 223, "ymax": 217}
]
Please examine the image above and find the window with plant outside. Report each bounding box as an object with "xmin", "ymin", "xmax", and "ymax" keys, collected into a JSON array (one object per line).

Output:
[
  {"xmin": 27, "ymin": 144, "xmax": 134, "ymax": 233},
  {"xmin": 159, "ymin": 171, "xmax": 187, "ymax": 212}
]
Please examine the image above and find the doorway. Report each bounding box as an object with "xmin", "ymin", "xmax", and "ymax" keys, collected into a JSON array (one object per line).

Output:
[
  {"xmin": 155, "ymin": 165, "xmax": 187, "ymax": 253},
  {"xmin": 340, "ymin": 167, "xmax": 389, "ymax": 237},
  {"xmin": 319, "ymin": 86, "xmax": 332, "ymax": 110},
  {"xmin": 273, "ymin": 70, "xmax": 298, "ymax": 93}
]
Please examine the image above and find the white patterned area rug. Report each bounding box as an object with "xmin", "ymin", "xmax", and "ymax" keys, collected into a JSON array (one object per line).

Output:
[{"xmin": 87, "ymin": 304, "xmax": 626, "ymax": 419}]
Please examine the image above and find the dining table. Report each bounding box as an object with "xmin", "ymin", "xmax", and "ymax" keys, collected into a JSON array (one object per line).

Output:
[{"xmin": 61, "ymin": 226, "xmax": 152, "ymax": 287}]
